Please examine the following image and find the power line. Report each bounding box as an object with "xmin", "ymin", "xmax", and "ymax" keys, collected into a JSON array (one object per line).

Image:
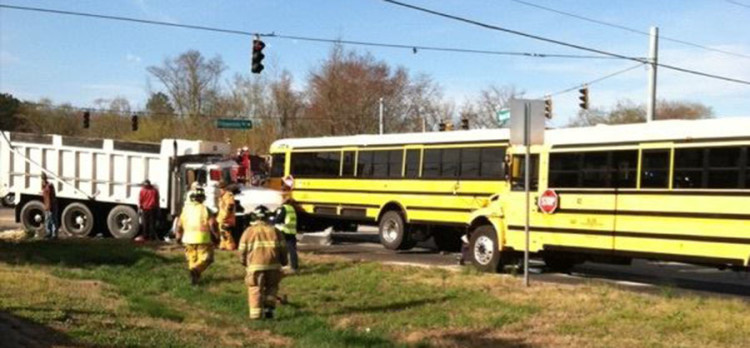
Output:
[
  {"xmin": 724, "ymin": 0, "xmax": 750, "ymax": 10},
  {"xmin": 383, "ymin": 0, "xmax": 750, "ymax": 86},
  {"xmin": 0, "ymin": 4, "xmax": 619, "ymax": 60},
  {"xmin": 544, "ymin": 63, "xmax": 645, "ymax": 98},
  {"xmin": 509, "ymin": 0, "xmax": 750, "ymax": 60}
]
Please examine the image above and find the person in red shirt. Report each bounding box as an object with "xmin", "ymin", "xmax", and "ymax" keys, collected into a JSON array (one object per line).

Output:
[
  {"xmin": 41, "ymin": 173, "xmax": 59, "ymax": 239},
  {"xmin": 139, "ymin": 180, "xmax": 160, "ymax": 240}
]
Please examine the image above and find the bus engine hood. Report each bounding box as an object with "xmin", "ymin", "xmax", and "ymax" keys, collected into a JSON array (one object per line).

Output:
[{"xmin": 233, "ymin": 186, "xmax": 284, "ymax": 215}]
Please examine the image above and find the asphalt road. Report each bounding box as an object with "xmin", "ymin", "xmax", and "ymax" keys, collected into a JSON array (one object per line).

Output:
[{"xmin": 2, "ymin": 207, "xmax": 748, "ymax": 298}]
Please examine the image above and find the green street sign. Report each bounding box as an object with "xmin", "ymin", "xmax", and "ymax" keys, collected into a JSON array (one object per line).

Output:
[
  {"xmin": 216, "ymin": 118, "xmax": 252, "ymax": 130},
  {"xmin": 496, "ymin": 108, "xmax": 510, "ymax": 125}
]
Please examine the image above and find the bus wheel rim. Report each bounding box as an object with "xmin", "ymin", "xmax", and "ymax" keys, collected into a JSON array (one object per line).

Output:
[
  {"xmin": 474, "ymin": 235, "xmax": 495, "ymax": 265},
  {"xmin": 383, "ymin": 220, "xmax": 399, "ymax": 243}
]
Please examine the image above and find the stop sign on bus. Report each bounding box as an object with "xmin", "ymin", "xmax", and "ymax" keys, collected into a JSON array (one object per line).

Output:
[{"xmin": 538, "ymin": 189, "xmax": 559, "ymax": 214}]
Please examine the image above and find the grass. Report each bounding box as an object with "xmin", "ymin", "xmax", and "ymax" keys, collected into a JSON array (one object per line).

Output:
[{"xmin": 1, "ymin": 239, "xmax": 750, "ymax": 347}]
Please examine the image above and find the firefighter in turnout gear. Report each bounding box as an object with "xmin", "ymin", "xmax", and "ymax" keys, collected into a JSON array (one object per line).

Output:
[
  {"xmin": 217, "ymin": 181, "xmax": 237, "ymax": 250},
  {"xmin": 273, "ymin": 193, "xmax": 299, "ymax": 272},
  {"xmin": 176, "ymin": 188, "xmax": 218, "ymax": 285},
  {"xmin": 238, "ymin": 205, "xmax": 288, "ymax": 320}
]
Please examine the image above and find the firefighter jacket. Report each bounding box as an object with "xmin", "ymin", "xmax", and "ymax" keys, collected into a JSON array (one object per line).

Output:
[
  {"xmin": 274, "ymin": 204, "xmax": 297, "ymax": 235},
  {"xmin": 217, "ymin": 191, "xmax": 236, "ymax": 227},
  {"xmin": 238, "ymin": 221, "xmax": 288, "ymax": 272},
  {"xmin": 180, "ymin": 201, "xmax": 212, "ymax": 244}
]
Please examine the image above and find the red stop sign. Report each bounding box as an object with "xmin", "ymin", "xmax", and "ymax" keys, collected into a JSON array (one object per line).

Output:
[{"xmin": 538, "ymin": 189, "xmax": 559, "ymax": 214}]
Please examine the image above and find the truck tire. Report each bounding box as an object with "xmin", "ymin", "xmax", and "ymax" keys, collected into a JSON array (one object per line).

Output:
[
  {"xmin": 107, "ymin": 205, "xmax": 140, "ymax": 239},
  {"xmin": 20, "ymin": 200, "xmax": 46, "ymax": 236},
  {"xmin": 378, "ymin": 211, "xmax": 415, "ymax": 250},
  {"xmin": 432, "ymin": 230, "xmax": 463, "ymax": 252},
  {"xmin": 2, "ymin": 193, "xmax": 15, "ymax": 207},
  {"xmin": 62, "ymin": 202, "xmax": 95, "ymax": 237},
  {"xmin": 469, "ymin": 224, "xmax": 504, "ymax": 273}
]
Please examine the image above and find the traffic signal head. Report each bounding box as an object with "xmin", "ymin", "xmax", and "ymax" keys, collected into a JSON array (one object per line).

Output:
[
  {"xmin": 83, "ymin": 111, "xmax": 90, "ymax": 129},
  {"xmin": 251, "ymin": 39, "xmax": 266, "ymax": 74},
  {"xmin": 579, "ymin": 87, "xmax": 589, "ymax": 110},
  {"xmin": 131, "ymin": 114, "xmax": 138, "ymax": 131},
  {"xmin": 544, "ymin": 98, "xmax": 553, "ymax": 119},
  {"xmin": 460, "ymin": 118, "xmax": 469, "ymax": 130},
  {"xmin": 438, "ymin": 121, "xmax": 446, "ymax": 131}
]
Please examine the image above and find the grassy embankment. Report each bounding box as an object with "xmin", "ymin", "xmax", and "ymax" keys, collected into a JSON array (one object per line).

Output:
[{"xmin": 0, "ymin": 239, "xmax": 749, "ymax": 348}]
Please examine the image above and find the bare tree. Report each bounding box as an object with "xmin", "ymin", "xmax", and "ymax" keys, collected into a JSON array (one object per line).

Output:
[
  {"xmin": 568, "ymin": 99, "xmax": 714, "ymax": 127},
  {"xmin": 270, "ymin": 70, "xmax": 304, "ymax": 138},
  {"xmin": 147, "ymin": 50, "xmax": 226, "ymax": 117},
  {"xmin": 461, "ymin": 85, "xmax": 524, "ymax": 129}
]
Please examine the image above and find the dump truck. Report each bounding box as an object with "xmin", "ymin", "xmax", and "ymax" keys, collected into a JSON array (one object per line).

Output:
[{"xmin": 0, "ymin": 131, "xmax": 282, "ymax": 238}]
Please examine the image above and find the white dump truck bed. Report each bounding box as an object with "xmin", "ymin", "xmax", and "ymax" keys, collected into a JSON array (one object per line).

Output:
[{"xmin": 0, "ymin": 132, "xmax": 229, "ymax": 209}]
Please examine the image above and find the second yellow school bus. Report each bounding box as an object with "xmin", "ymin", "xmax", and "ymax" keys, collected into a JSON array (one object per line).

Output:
[{"xmin": 270, "ymin": 117, "xmax": 750, "ymax": 272}]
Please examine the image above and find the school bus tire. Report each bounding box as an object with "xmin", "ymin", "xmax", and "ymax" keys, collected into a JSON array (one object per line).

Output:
[
  {"xmin": 379, "ymin": 210, "xmax": 412, "ymax": 250},
  {"xmin": 469, "ymin": 224, "xmax": 503, "ymax": 273}
]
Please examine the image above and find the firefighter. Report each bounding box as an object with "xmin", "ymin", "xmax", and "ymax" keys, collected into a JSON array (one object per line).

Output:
[
  {"xmin": 273, "ymin": 193, "xmax": 299, "ymax": 273},
  {"xmin": 175, "ymin": 188, "xmax": 217, "ymax": 285},
  {"xmin": 217, "ymin": 181, "xmax": 237, "ymax": 250},
  {"xmin": 237, "ymin": 205, "xmax": 287, "ymax": 320}
]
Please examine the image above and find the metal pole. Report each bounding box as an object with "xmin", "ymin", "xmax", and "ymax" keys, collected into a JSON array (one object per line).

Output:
[
  {"xmin": 647, "ymin": 26, "xmax": 659, "ymax": 122},
  {"xmin": 421, "ymin": 116, "xmax": 426, "ymax": 133},
  {"xmin": 523, "ymin": 102, "xmax": 531, "ymax": 287},
  {"xmin": 379, "ymin": 97, "xmax": 384, "ymax": 134}
]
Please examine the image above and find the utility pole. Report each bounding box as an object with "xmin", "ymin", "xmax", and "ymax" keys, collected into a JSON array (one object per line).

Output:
[
  {"xmin": 379, "ymin": 97, "xmax": 384, "ymax": 134},
  {"xmin": 647, "ymin": 26, "xmax": 659, "ymax": 122}
]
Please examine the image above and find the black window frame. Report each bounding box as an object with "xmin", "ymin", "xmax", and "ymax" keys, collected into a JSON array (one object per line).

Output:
[
  {"xmin": 270, "ymin": 153, "xmax": 286, "ymax": 178},
  {"xmin": 640, "ymin": 149, "xmax": 670, "ymax": 189},
  {"xmin": 405, "ymin": 149, "xmax": 420, "ymax": 178}
]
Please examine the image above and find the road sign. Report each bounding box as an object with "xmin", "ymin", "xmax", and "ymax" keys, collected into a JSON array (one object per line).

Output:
[
  {"xmin": 510, "ymin": 99, "xmax": 545, "ymax": 146},
  {"xmin": 496, "ymin": 108, "xmax": 510, "ymax": 125},
  {"xmin": 538, "ymin": 189, "xmax": 559, "ymax": 214},
  {"xmin": 216, "ymin": 119, "xmax": 252, "ymax": 130}
]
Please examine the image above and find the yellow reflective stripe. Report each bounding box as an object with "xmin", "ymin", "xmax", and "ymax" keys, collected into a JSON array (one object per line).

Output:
[{"xmin": 253, "ymin": 241, "xmax": 282, "ymax": 249}]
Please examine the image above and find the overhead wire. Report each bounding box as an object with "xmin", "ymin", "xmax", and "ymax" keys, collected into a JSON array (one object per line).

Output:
[
  {"xmin": 724, "ymin": 0, "xmax": 750, "ymax": 10},
  {"xmin": 509, "ymin": 0, "xmax": 750, "ymax": 60},
  {"xmin": 382, "ymin": 0, "xmax": 750, "ymax": 86},
  {"xmin": 543, "ymin": 63, "xmax": 645, "ymax": 98},
  {"xmin": 0, "ymin": 4, "xmax": 620, "ymax": 60}
]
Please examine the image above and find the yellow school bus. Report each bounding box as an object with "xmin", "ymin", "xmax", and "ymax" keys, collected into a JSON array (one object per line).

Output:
[
  {"xmin": 270, "ymin": 117, "xmax": 750, "ymax": 272},
  {"xmin": 268, "ymin": 129, "xmax": 509, "ymax": 251}
]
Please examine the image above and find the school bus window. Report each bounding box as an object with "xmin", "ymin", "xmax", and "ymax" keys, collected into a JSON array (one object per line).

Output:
[
  {"xmin": 270, "ymin": 153, "xmax": 285, "ymax": 177},
  {"xmin": 342, "ymin": 151, "xmax": 355, "ymax": 177},
  {"xmin": 480, "ymin": 147, "xmax": 506, "ymax": 178},
  {"xmin": 674, "ymin": 148, "xmax": 705, "ymax": 188},
  {"xmin": 707, "ymin": 147, "xmax": 741, "ymax": 188},
  {"xmin": 387, "ymin": 150, "xmax": 403, "ymax": 177},
  {"xmin": 441, "ymin": 148, "xmax": 460, "ymax": 177},
  {"xmin": 511, "ymin": 154, "xmax": 539, "ymax": 191},
  {"xmin": 611, "ymin": 150, "xmax": 637, "ymax": 188},
  {"xmin": 640, "ymin": 150, "xmax": 669, "ymax": 188},
  {"xmin": 291, "ymin": 152, "xmax": 340, "ymax": 178},
  {"xmin": 405, "ymin": 149, "xmax": 420, "ymax": 178},
  {"xmin": 357, "ymin": 151, "xmax": 374, "ymax": 178},
  {"xmin": 549, "ymin": 153, "xmax": 581, "ymax": 187},
  {"xmin": 460, "ymin": 148, "xmax": 480, "ymax": 177},
  {"xmin": 372, "ymin": 151, "xmax": 389, "ymax": 177},
  {"xmin": 745, "ymin": 148, "xmax": 750, "ymax": 188},
  {"xmin": 422, "ymin": 149, "xmax": 441, "ymax": 178},
  {"xmin": 581, "ymin": 152, "xmax": 609, "ymax": 187}
]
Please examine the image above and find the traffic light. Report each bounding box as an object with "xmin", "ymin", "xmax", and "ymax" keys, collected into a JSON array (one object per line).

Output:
[
  {"xmin": 544, "ymin": 98, "xmax": 553, "ymax": 119},
  {"xmin": 82, "ymin": 111, "xmax": 90, "ymax": 129},
  {"xmin": 251, "ymin": 39, "xmax": 266, "ymax": 74},
  {"xmin": 131, "ymin": 114, "xmax": 138, "ymax": 131},
  {"xmin": 578, "ymin": 87, "xmax": 589, "ymax": 110},
  {"xmin": 439, "ymin": 121, "xmax": 446, "ymax": 131},
  {"xmin": 460, "ymin": 118, "xmax": 469, "ymax": 130}
]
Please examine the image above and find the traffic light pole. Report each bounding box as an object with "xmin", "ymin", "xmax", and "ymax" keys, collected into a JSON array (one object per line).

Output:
[
  {"xmin": 647, "ymin": 26, "xmax": 659, "ymax": 123},
  {"xmin": 523, "ymin": 101, "xmax": 531, "ymax": 287}
]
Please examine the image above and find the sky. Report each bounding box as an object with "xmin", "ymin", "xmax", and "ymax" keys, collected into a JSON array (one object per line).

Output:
[{"xmin": 1, "ymin": 0, "xmax": 749, "ymax": 127}]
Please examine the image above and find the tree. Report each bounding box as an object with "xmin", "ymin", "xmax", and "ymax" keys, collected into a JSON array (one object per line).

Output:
[
  {"xmin": 464, "ymin": 85, "xmax": 524, "ymax": 129},
  {"xmin": 146, "ymin": 92, "xmax": 176, "ymax": 118},
  {"xmin": 568, "ymin": 99, "xmax": 714, "ymax": 127},
  {"xmin": 270, "ymin": 70, "xmax": 304, "ymax": 138},
  {"xmin": 147, "ymin": 50, "xmax": 226, "ymax": 117},
  {"xmin": 0, "ymin": 93, "xmax": 23, "ymax": 131},
  {"xmin": 305, "ymin": 45, "xmax": 443, "ymax": 136}
]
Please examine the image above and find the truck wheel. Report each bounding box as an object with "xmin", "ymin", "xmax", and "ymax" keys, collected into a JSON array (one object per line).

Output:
[
  {"xmin": 20, "ymin": 200, "xmax": 46, "ymax": 236},
  {"xmin": 2, "ymin": 194, "xmax": 15, "ymax": 207},
  {"xmin": 469, "ymin": 225, "xmax": 504, "ymax": 273},
  {"xmin": 107, "ymin": 205, "xmax": 140, "ymax": 239},
  {"xmin": 62, "ymin": 203, "xmax": 94, "ymax": 237},
  {"xmin": 379, "ymin": 210, "xmax": 413, "ymax": 250},
  {"xmin": 433, "ymin": 230, "xmax": 462, "ymax": 252}
]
